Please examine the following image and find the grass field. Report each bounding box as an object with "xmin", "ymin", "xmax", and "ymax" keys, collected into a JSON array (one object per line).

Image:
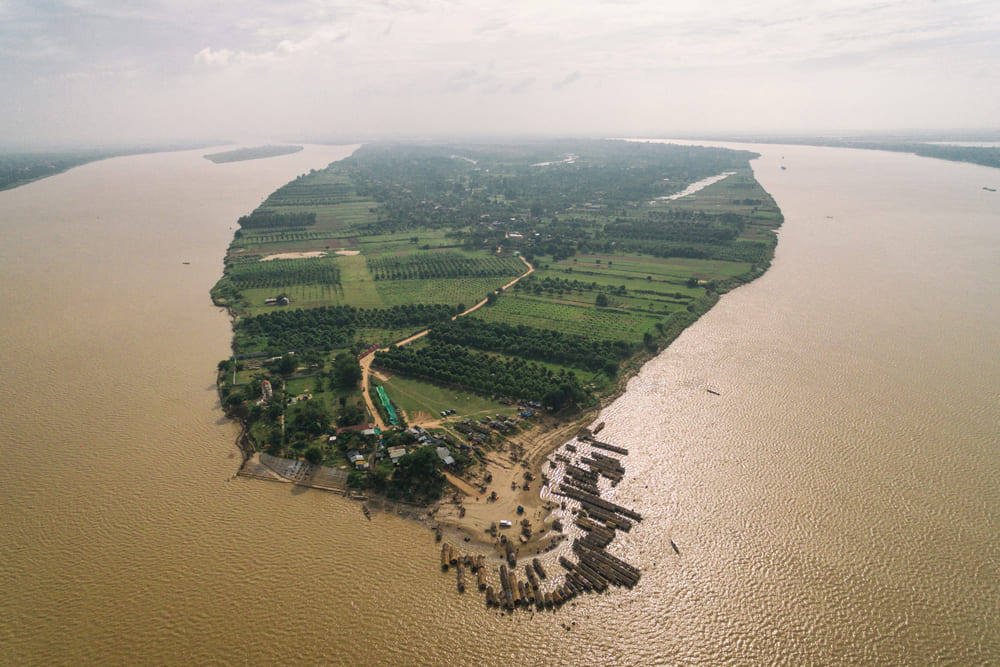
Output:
[
  {"xmin": 377, "ymin": 374, "xmax": 518, "ymax": 423},
  {"xmin": 471, "ymin": 293, "xmax": 660, "ymax": 344}
]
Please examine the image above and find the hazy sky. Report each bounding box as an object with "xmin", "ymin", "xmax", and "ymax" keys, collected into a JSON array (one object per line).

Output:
[{"xmin": 2, "ymin": 0, "xmax": 998, "ymax": 148}]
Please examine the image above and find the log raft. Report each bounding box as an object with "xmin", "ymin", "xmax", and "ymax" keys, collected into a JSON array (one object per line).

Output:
[{"xmin": 580, "ymin": 436, "xmax": 629, "ymax": 455}]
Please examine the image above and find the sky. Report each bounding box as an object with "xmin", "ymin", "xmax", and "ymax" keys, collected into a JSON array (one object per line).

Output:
[{"xmin": 2, "ymin": 0, "xmax": 999, "ymax": 148}]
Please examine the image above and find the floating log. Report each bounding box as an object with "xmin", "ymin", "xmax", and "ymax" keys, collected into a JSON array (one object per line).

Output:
[
  {"xmin": 565, "ymin": 571, "xmax": 587, "ymax": 593},
  {"xmin": 558, "ymin": 485, "xmax": 642, "ymax": 522},
  {"xmin": 565, "ymin": 464, "xmax": 599, "ymax": 482},
  {"xmin": 574, "ymin": 559, "xmax": 610, "ymax": 592},
  {"xmin": 509, "ymin": 572, "xmax": 521, "ymax": 606},
  {"xmin": 562, "ymin": 476, "xmax": 601, "ymax": 497},
  {"xmin": 524, "ymin": 563, "xmax": 539, "ymax": 590},
  {"xmin": 532, "ymin": 558, "xmax": 547, "ymax": 580},
  {"xmin": 505, "ymin": 540, "xmax": 517, "ymax": 566},
  {"xmin": 582, "ymin": 437, "xmax": 629, "ymax": 455},
  {"xmin": 577, "ymin": 501, "xmax": 633, "ymax": 532},
  {"xmin": 573, "ymin": 541, "xmax": 640, "ymax": 588},
  {"xmin": 441, "ymin": 543, "xmax": 451, "ymax": 571},
  {"xmin": 582, "ymin": 452, "xmax": 626, "ymax": 485},
  {"xmin": 575, "ymin": 517, "xmax": 616, "ymax": 547}
]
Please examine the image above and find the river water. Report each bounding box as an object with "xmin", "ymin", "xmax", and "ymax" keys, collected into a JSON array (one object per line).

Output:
[{"xmin": 0, "ymin": 143, "xmax": 997, "ymax": 665}]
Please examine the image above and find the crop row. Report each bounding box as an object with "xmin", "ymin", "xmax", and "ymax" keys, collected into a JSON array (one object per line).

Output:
[
  {"xmin": 473, "ymin": 296, "xmax": 651, "ymax": 344},
  {"xmin": 367, "ymin": 253, "xmax": 524, "ymax": 281},
  {"xmin": 227, "ymin": 258, "xmax": 341, "ymax": 289},
  {"xmin": 428, "ymin": 318, "xmax": 632, "ymax": 371},
  {"xmin": 373, "ymin": 341, "xmax": 589, "ymax": 409}
]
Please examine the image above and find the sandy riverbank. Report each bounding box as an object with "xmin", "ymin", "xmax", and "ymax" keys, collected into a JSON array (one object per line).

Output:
[{"xmin": 415, "ymin": 410, "xmax": 599, "ymax": 555}]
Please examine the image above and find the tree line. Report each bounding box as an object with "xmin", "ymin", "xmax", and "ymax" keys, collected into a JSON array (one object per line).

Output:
[
  {"xmin": 237, "ymin": 210, "xmax": 317, "ymax": 229},
  {"xmin": 233, "ymin": 303, "xmax": 459, "ymax": 353}
]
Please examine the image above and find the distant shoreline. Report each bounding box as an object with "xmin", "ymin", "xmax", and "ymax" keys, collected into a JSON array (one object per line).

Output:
[{"xmin": 204, "ymin": 145, "xmax": 304, "ymax": 164}]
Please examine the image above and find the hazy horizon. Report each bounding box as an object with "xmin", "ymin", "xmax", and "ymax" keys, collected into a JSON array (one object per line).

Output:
[{"xmin": 3, "ymin": 0, "xmax": 998, "ymax": 150}]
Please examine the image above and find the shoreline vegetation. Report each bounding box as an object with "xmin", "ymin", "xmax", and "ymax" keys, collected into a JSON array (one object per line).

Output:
[
  {"xmin": 212, "ymin": 138, "xmax": 783, "ymax": 595},
  {"xmin": 668, "ymin": 135, "xmax": 1000, "ymax": 170},
  {"xmin": 203, "ymin": 145, "xmax": 304, "ymax": 163},
  {"xmin": 0, "ymin": 142, "xmax": 212, "ymax": 191}
]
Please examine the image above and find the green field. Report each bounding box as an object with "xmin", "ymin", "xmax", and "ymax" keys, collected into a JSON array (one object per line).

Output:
[
  {"xmin": 377, "ymin": 374, "xmax": 519, "ymax": 423},
  {"xmin": 471, "ymin": 293, "xmax": 660, "ymax": 344}
]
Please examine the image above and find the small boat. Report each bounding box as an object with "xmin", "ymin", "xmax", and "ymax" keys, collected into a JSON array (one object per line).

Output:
[
  {"xmin": 362, "ymin": 504, "xmax": 371, "ymax": 520},
  {"xmin": 435, "ymin": 526, "xmax": 442, "ymax": 542},
  {"xmin": 670, "ymin": 539, "xmax": 680, "ymax": 555},
  {"xmin": 984, "ymin": 186, "xmax": 997, "ymax": 192},
  {"xmin": 706, "ymin": 388, "xmax": 721, "ymax": 396},
  {"xmin": 182, "ymin": 261, "xmax": 191, "ymax": 265}
]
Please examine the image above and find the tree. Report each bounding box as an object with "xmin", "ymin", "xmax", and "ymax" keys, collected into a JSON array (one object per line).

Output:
[
  {"xmin": 595, "ymin": 292, "xmax": 609, "ymax": 307},
  {"xmin": 390, "ymin": 446, "xmax": 445, "ymax": 502},
  {"xmin": 290, "ymin": 400, "xmax": 332, "ymax": 436},
  {"xmin": 304, "ymin": 446, "xmax": 324, "ymax": 465},
  {"xmin": 331, "ymin": 352, "xmax": 362, "ymax": 389}
]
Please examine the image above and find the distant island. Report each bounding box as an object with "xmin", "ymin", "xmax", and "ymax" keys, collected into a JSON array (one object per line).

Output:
[
  {"xmin": 204, "ymin": 145, "xmax": 304, "ymax": 163},
  {"xmin": 213, "ymin": 139, "xmax": 783, "ymax": 564}
]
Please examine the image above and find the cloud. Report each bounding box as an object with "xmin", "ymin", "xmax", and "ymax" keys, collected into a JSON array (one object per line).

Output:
[
  {"xmin": 194, "ymin": 47, "xmax": 235, "ymax": 67},
  {"xmin": 2, "ymin": 0, "xmax": 1000, "ymax": 146}
]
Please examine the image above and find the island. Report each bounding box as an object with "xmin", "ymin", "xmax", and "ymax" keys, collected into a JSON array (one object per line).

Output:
[
  {"xmin": 213, "ymin": 138, "xmax": 783, "ymax": 609},
  {"xmin": 203, "ymin": 145, "xmax": 304, "ymax": 163}
]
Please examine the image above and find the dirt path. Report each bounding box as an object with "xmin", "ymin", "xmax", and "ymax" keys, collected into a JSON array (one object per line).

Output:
[
  {"xmin": 443, "ymin": 471, "xmax": 480, "ymax": 496},
  {"xmin": 358, "ymin": 354, "xmax": 385, "ymax": 430}
]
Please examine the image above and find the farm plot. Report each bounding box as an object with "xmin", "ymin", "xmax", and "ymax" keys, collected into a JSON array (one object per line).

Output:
[
  {"xmin": 374, "ymin": 277, "xmax": 514, "ymax": 308},
  {"xmin": 367, "ymin": 253, "xmax": 524, "ymax": 281},
  {"xmin": 227, "ymin": 256, "xmax": 341, "ymax": 290},
  {"xmin": 471, "ymin": 293, "xmax": 658, "ymax": 344},
  {"xmin": 241, "ymin": 284, "xmax": 342, "ymax": 314},
  {"xmin": 553, "ymin": 255, "xmax": 753, "ymax": 283}
]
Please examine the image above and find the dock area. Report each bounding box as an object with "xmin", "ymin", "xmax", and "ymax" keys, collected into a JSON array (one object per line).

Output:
[{"xmin": 436, "ymin": 425, "xmax": 643, "ymax": 612}]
